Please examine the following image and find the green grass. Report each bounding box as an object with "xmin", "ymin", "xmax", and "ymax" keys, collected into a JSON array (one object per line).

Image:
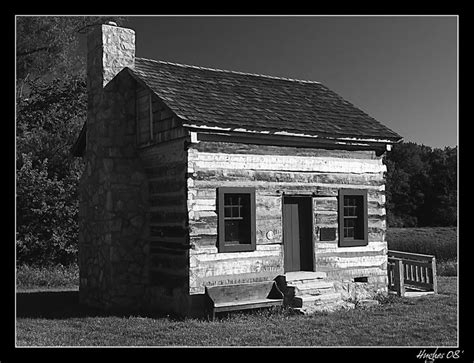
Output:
[
  {"xmin": 16, "ymin": 263, "xmax": 79, "ymax": 290},
  {"xmin": 16, "ymin": 227, "xmax": 458, "ymax": 346},
  {"xmin": 16, "ymin": 277, "xmax": 457, "ymax": 347}
]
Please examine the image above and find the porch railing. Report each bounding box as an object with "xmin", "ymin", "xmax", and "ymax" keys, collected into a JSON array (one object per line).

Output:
[{"xmin": 387, "ymin": 250, "xmax": 438, "ymax": 296}]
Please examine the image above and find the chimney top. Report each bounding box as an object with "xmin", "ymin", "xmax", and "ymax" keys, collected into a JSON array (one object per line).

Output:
[{"xmin": 86, "ymin": 23, "xmax": 136, "ymax": 88}]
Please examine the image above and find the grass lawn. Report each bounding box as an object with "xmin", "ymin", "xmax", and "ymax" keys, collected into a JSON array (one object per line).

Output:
[
  {"xmin": 16, "ymin": 277, "xmax": 457, "ymax": 347},
  {"xmin": 16, "ymin": 226, "xmax": 458, "ymax": 347}
]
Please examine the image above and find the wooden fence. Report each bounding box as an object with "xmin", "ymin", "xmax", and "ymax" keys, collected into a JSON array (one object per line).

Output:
[{"xmin": 387, "ymin": 250, "xmax": 438, "ymax": 296}]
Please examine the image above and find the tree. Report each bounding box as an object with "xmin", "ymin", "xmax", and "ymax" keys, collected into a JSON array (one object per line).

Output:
[
  {"xmin": 420, "ymin": 146, "xmax": 457, "ymax": 226},
  {"xmin": 16, "ymin": 16, "xmax": 127, "ymax": 96},
  {"xmin": 16, "ymin": 74, "xmax": 86, "ymax": 266},
  {"xmin": 16, "ymin": 16, "xmax": 126, "ymax": 266},
  {"xmin": 384, "ymin": 142, "xmax": 457, "ymax": 227}
]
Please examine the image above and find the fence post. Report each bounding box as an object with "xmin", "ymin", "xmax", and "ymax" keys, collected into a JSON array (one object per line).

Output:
[
  {"xmin": 393, "ymin": 259, "xmax": 405, "ymax": 297},
  {"xmin": 431, "ymin": 256, "xmax": 438, "ymax": 294}
]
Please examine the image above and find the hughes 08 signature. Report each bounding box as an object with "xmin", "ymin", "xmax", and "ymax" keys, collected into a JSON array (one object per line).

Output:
[{"xmin": 417, "ymin": 348, "xmax": 464, "ymax": 362}]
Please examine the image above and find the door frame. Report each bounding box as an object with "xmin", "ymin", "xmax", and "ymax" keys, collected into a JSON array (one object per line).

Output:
[{"xmin": 282, "ymin": 194, "xmax": 315, "ymax": 272}]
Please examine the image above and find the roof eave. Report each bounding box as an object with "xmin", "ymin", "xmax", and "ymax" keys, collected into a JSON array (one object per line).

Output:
[{"xmin": 182, "ymin": 123, "xmax": 403, "ymax": 146}]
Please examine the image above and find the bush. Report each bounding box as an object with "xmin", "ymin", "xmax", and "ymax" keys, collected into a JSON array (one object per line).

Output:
[
  {"xmin": 16, "ymin": 74, "xmax": 85, "ymax": 267},
  {"xmin": 16, "ymin": 153, "xmax": 80, "ymax": 266}
]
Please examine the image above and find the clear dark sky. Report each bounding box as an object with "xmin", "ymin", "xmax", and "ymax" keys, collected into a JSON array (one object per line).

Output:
[{"xmin": 125, "ymin": 15, "xmax": 457, "ymax": 148}]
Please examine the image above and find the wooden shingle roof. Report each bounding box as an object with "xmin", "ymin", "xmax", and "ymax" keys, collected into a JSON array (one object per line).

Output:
[{"xmin": 132, "ymin": 57, "xmax": 402, "ymax": 142}]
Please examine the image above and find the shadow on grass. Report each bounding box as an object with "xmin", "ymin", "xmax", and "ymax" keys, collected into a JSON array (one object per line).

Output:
[
  {"xmin": 16, "ymin": 290, "xmax": 292, "ymax": 322},
  {"xmin": 16, "ymin": 290, "xmax": 179, "ymax": 320}
]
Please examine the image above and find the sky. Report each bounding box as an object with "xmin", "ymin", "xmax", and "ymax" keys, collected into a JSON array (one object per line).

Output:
[{"xmin": 123, "ymin": 15, "xmax": 457, "ymax": 148}]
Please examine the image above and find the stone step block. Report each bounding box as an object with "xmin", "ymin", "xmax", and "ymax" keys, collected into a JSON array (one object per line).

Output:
[
  {"xmin": 291, "ymin": 280, "xmax": 335, "ymax": 295},
  {"xmin": 284, "ymin": 271, "xmax": 327, "ymax": 284},
  {"xmin": 291, "ymin": 292, "xmax": 342, "ymax": 308}
]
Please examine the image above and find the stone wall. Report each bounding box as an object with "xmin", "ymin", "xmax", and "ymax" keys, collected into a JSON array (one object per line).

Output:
[
  {"xmin": 79, "ymin": 70, "xmax": 150, "ymax": 311},
  {"xmin": 79, "ymin": 24, "xmax": 150, "ymax": 311}
]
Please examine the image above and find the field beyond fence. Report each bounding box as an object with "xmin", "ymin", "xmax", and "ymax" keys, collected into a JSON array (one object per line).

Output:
[{"xmin": 386, "ymin": 227, "xmax": 457, "ymax": 277}]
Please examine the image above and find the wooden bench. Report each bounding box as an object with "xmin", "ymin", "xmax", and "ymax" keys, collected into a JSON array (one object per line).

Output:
[{"xmin": 204, "ymin": 280, "xmax": 284, "ymax": 319}]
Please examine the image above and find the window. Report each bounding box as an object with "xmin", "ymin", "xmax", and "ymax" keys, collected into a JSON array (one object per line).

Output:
[
  {"xmin": 217, "ymin": 187, "xmax": 256, "ymax": 252},
  {"xmin": 338, "ymin": 189, "xmax": 368, "ymax": 247}
]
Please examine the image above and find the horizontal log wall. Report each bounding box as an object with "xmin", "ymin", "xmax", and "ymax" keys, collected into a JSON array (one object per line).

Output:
[
  {"xmin": 313, "ymin": 192, "xmax": 387, "ymax": 284},
  {"xmin": 187, "ymin": 141, "xmax": 388, "ymax": 294},
  {"xmin": 139, "ymin": 138, "xmax": 190, "ymax": 313}
]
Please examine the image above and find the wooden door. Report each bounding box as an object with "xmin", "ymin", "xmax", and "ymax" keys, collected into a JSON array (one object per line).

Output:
[{"xmin": 283, "ymin": 196, "xmax": 313, "ymax": 272}]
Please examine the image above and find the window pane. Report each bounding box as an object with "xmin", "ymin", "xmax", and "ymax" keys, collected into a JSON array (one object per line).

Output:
[
  {"xmin": 225, "ymin": 220, "xmax": 240, "ymax": 242},
  {"xmin": 232, "ymin": 206, "xmax": 240, "ymax": 218},
  {"xmin": 339, "ymin": 190, "xmax": 368, "ymax": 246},
  {"xmin": 344, "ymin": 218, "xmax": 355, "ymax": 238},
  {"xmin": 344, "ymin": 205, "xmax": 357, "ymax": 216},
  {"xmin": 343, "ymin": 195, "xmax": 364, "ymax": 238},
  {"xmin": 224, "ymin": 219, "xmax": 250, "ymax": 244},
  {"xmin": 223, "ymin": 193, "xmax": 251, "ymax": 244}
]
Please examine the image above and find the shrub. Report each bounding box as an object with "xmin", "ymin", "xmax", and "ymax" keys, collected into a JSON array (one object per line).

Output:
[
  {"xmin": 16, "ymin": 74, "xmax": 85, "ymax": 267},
  {"xmin": 16, "ymin": 153, "xmax": 80, "ymax": 266}
]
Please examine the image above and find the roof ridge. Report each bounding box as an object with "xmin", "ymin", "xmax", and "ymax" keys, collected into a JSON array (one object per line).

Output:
[{"xmin": 135, "ymin": 57, "xmax": 322, "ymax": 85}]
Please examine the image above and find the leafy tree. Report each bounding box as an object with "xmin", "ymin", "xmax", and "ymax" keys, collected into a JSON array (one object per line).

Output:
[
  {"xmin": 16, "ymin": 16, "xmax": 127, "ymax": 96},
  {"xmin": 421, "ymin": 146, "xmax": 457, "ymax": 226},
  {"xmin": 16, "ymin": 153, "xmax": 80, "ymax": 266},
  {"xmin": 16, "ymin": 74, "xmax": 86, "ymax": 266},
  {"xmin": 16, "ymin": 16, "xmax": 125, "ymax": 266},
  {"xmin": 385, "ymin": 142, "xmax": 457, "ymax": 227}
]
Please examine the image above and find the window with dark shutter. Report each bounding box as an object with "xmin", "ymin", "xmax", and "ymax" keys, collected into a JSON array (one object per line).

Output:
[
  {"xmin": 338, "ymin": 189, "xmax": 368, "ymax": 247},
  {"xmin": 218, "ymin": 187, "xmax": 256, "ymax": 252}
]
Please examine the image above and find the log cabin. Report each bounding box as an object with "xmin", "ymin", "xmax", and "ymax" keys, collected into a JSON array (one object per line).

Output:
[{"xmin": 71, "ymin": 22, "xmax": 403, "ymax": 316}]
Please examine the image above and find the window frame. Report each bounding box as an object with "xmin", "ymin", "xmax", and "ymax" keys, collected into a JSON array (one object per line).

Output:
[
  {"xmin": 338, "ymin": 189, "xmax": 368, "ymax": 247},
  {"xmin": 217, "ymin": 187, "xmax": 256, "ymax": 253}
]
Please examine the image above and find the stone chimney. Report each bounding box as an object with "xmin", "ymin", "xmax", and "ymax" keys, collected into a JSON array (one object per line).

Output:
[
  {"xmin": 86, "ymin": 22, "xmax": 135, "ymax": 131},
  {"xmin": 79, "ymin": 22, "xmax": 148, "ymax": 312},
  {"xmin": 87, "ymin": 22, "xmax": 135, "ymax": 89}
]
